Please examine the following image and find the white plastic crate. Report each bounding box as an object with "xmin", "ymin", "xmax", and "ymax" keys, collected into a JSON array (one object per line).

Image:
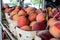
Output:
[{"xmin": 9, "ymin": 22, "xmax": 17, "ymax": 36}]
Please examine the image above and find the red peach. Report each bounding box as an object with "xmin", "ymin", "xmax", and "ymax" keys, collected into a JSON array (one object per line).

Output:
[
  {"xmin": 36, "ymin": 30, "xmax": 53, "ymax": 40},
  {"xmin": 17, "ymin": 16, "xmax": 28, "ymax": 27},
  {"xmin": 32, "ymin": 20, "xmax": 47, "ymax": 31},
  {"xmin": 20, "ymin": 25, "xmax": 31, "ymax": 31},
  {"xmin": 18, "ymin": 10, "xmax": 26, "ymax": 16},
  {"xmin": 28, "ymin": 13, "xmax": 36, "ymax": 21},
  {"xmin": 26, "ymin": 7, "xmax": 35, "ymax": 15},
  {"xmin": 36, "ymin": 13, "xmax": 46, "ymax": 22},
  {"xmin": 49, "ymin": 21, "xmax": 60, "ymax": 38},
  {"xmin": 5, "ymin": 8, "xmax": 13, "ymax": 13},
  {"xmin": 48, "ymin": 18, "xmax": 57, "ymax": 27}
]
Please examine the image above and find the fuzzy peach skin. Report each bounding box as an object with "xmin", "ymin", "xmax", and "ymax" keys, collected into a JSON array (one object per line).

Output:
[
  {"xmin": 49, "ymin": 21, "xmax": 60, "ymax": 38},
  {"xmin": 17, "ymin": 16, "xmax": 28, "ymax": 27},
  {"xmin": 28, "ymin": 13, "xmax": 36, "ymax": 21},
  {"xmin": 18, "ymin": 10, "xmax": 26, "ymax": 16},
  {"xmin": 48, "ymin": 18, "xmax": 57, "ymax": 27},
  {"xmin": 12, "ymin": 14, "xmax": 20, "ymax": 21},
  {"xmin": 36, "ymin": 13, "xmax": 46, "ymax": 22}
]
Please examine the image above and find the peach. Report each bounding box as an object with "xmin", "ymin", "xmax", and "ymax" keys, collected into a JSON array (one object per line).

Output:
[
  {"xmin": 10, "ymin": 10, "xmax": 18, "ymax": 15},
  {"xmin": 5, "ymin": 8, "xmax": 13, "ymax": 13},
  {"xmin": 26, "ymin": 7, "xmax": 34, "ymax": 15},
  {"xmin": 12, "ymin": 14, "xmax": 20, "ymax": 21},
  {"xmin": 20, "ymin": 25, "xmax": 31, "ymax": 31},
  {"xmin": 18, "ymin": 10, "xmax": 26, "ymax": 16},
  {"xmin": 14, "ymin": 6, "xmax": 21, "ymax": 12},
  {"xmin": 26, "ymin": 7, "xmax": 31, "ymax": 13},
  {"xmin": 48, "ymin": 18, "xmax": 57, "ymax": 27},
  {"xmin": 36, "ymin": 30, "xmax": 53, "ymax": 40},
  {"xmin": 15, "ymin": 8, "xmax": 20, "ymax": 12},
  {"xmin": 49, "ymin": 21, "xmax": 60, "ymax": 38},
  {"xmin": 28, "ymin": 13, "xmax": 36, "ymax": 21},
  {"xmin": 36, "ymin": 13, "xmax": 46, "ymax": 22},
  {"xmin": 30, "ymin": 21, "xmax": 37, "ymax": 27},
  {"xmin": 32, "ymin": 20, "xmax": 47, "ymax": 31},
  {"xmin": 3, "ymin": 4, "xmax": 9, "ymax": 9},
  {"xmin": 17, "ymin": 16, "xmax": 28, "ymax": 27}
]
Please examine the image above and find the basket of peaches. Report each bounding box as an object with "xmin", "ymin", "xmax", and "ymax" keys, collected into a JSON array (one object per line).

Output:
[{"xmin": 2, "ymin": 4, "xmax": 48, "ymax": 40}]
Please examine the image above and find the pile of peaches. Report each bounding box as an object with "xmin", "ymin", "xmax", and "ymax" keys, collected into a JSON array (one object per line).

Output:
[{"xmin": 2, "ymin": 4, "xmax": 60, "ymax": 40}]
